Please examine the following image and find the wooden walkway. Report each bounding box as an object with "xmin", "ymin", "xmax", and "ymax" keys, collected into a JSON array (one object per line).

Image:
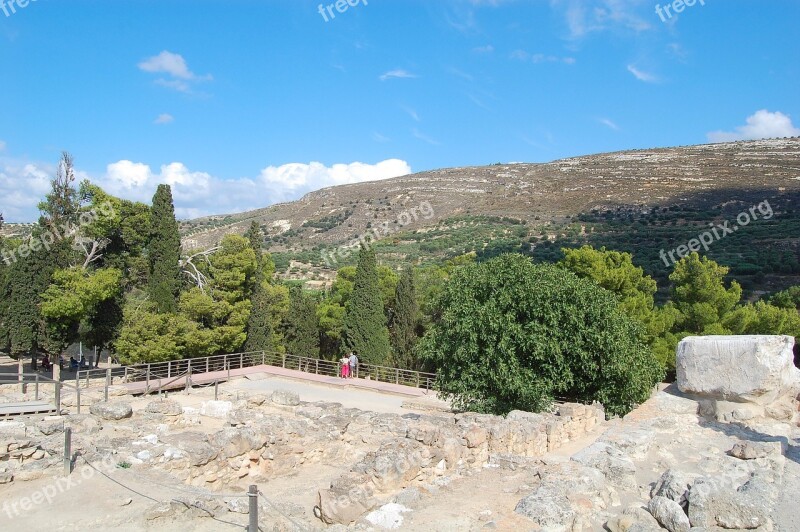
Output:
[
  {"xmin": 117, "ymin": 364, "xmax": 434, "ymax": 398},
  {"xmin": 0, "ymin": 400, "xmax": 57, "ymax": 417}
]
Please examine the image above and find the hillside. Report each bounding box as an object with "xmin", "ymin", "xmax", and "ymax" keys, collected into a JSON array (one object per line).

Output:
[{"xmin": 182, "ymin": 138, "xmax": 800, "ymax": 291}]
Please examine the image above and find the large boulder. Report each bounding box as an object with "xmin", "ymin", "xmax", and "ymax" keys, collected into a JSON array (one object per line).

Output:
[
  {"xmin": 271, "ymin": 389, "xmax": 300, "ymax": 406},
  {"xmin": 677, "ymin": 335, "xmax": 799, "ymax": 405},
  {"xmin": 90, "ymin": 401, "xmax": 133, "ymax": 420}
]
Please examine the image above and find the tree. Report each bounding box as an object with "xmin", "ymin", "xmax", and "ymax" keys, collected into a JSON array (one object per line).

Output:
[
  {"xmin": 559, "ymin": 246, "xmax": 678, "ymax": 370},
  {"xmin": 284, "ymin": 286, "xmax": 320, "ymax": 358},
  {"xmin": 343, "ymin": 247, "xmax": 391, "ymax": 364},
  {"xmin": 390, "ymin": 268, "xmax": 420, "ymax": 369},
  {"xmin": 770, "ymin": 286, "xmax": 800, "ymax": 311},
  {"xmin": 148, "ymin": 185, "xmax": 182, "ymax": 313},
  {"xmin": 670, "ymin": 253, "xmax": 741, "ymax": 335},
  {"xmin": 418, "ymin": 254, "xmax": 663, "ymax": 417}
]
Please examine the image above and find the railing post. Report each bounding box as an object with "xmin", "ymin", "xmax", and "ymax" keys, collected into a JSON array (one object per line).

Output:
[
  {"xmin": 206, "ymin": 357, "xmax": 209, "ymax": 374},
  {"xmin": 282, "ymin": 354, "xmax": 286, "ymax": 368},
  {"xmin": 54, "ymin": 382, "xmax": 61, "ymax": 414},
  {"xmin": 214, "ymin": 380, "xmax": 219, "ymax": 401},
  {"xmin": 396, "ymin": 368, "xmax": 400, "ymax": 385},
  {"xmin": 146, "ymin": 364, "xmax": 151, "ymax": 394},
  {"xmin": 262, "ymin": 351, "xmax": 265, "ymax": 366},
  {"xmin": 35, "ymin": 373, "xmax": 40, "ymax": 401},
  {"xmin": 240, "ymin": 353, "xmax": 244, "ymax": 369},
  {"xmin": 186, "ymin": 360, "xmax": 192, "ymax": 391},
  {"xmin": 168, "ymin": 361, "xmax": 171, "ymax": 379},
  {"xmin": 76, "ymin": 386, "xmax": 81, "ymax": 414},
  {"xmin": 64, "ymin": 428, "xmax": 72, "ymax": 477},
  {"xmin": 124, "ymin": 366, "xmax": 128, "ymax": 382},
  {"xmin": 227, "ymin": 360, "xmax": 230, "ymax": 382},
  {"xmin": 248, "ymin": 485, "xmax": 258, "ymax": 532},
  {"xmin": 315, "ymin": 360, "xmax": 319, "ymax": 375},
  {"xmin": 105, "ymin": 368, "xmax": 111, "ymax": 402}
]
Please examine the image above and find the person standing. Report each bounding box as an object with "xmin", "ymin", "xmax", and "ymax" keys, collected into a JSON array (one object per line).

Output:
[
  {"xmin": 349, "ymin": 351, "xmax": 359, "ymax": 379},
  {"xmin": 340, "ymin": 354, "xmax": 350, "ymax": 379}
]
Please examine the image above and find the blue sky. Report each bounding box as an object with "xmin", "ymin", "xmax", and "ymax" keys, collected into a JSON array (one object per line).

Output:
[{"xmin": 1, "ymin": 0, "xmax": 798, "ymax": 221}]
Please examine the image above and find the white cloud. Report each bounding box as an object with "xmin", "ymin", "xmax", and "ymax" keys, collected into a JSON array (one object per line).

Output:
[
  {"xmin": 154, "ymin": 113, "xmax": 174, "ymax": 125},
  {"xmin": 512, "ymin": 50, "xmax": 575, "ymax": 64},
  {"xmin": 599, "ymin": 118, "xmax": 620, "ymax": 130},
  {"xmin": 401, "ymin": 105, "xmax": 421, "ymax": 122},
  {"xmin": 412, "ymin": 128, "xmax": 441, "ymax": 146},
  {"xmin": 473, "ymin": 45, "xmax": 495, "ymax": 54},
  {"xmin": 379, "ymin": 69, "xmax": 417, "ymax": 81},
  {"xmin": 551, "ymin": 0, "xmax": 652, "ymax": 40},
  {"xmin": 627, "ymin": 64, "xmax": 658, "ymax": 83},
  {"xmin": 0, "ymin": 159, "xmax": 53, "ymax": 221},
  {"xmin": 139, "ymin": 51, "xmax": 211, "ymax": 93},
  {"xmin": 707, "ymin": 110, "xmax": 800, "ymax": 143}
]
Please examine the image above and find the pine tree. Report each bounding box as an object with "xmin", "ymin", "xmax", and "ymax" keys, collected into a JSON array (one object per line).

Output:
[
  {"xmin": 390, "ymin": 267, "xmax": 420, "ymax": 369},
  {"xmin": 148, "ymin": 185, "xmax": 182, "ymax": 313},
  {"xmin": 243, "ymin": 221, "xmax": 272, "ymax": 352},
  {"xmin": 344, "ymin": 247, "xmax": 391, "ymax": 364},
  {"xmin": 284, "ymin": 286, "xmax": 319, "ymax": 358}
]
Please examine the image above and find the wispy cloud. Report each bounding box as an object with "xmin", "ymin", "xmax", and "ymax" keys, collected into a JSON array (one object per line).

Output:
[
  {"xmin": 372, "ymin": 132, "xmax": 391, "ymax": 143},
  {"xmin": 401, "ymin": 105, "xmax": 421, "ymax": 122},
  {"xmin": 138, "ymin": 51, "xmax": 212, "ymax": 93},
  {"xmin": 598, "ymin": 117, "xmax": 620, "ymax": 130},
  {"xmin": 412, "ymin": 128, "xmax": 441, "ymax": 146},
  {"xmin": 708, "ymin": 110, "xmax": 800, "ymax": 143},
  {"xmin": 627, "ymin": 64, "xmax": 658, "ymax": 83},
  {"xmin": 551, "ymin": 0, "xmax": 652, "ymax": 40},
  {"xmin": 154, "ymin": 113, "xmax": 174, "ymax": 125},
  {"xmin": 473, "ymin": 44, "xmax": 495, "ymax": 54},
  {"xmin": 512, "ymin": 50, "xmax": 576, "ymax": 64},
  {"xmin": 379, "ymin": 69, "xmax": 417, "ymax": 81}
]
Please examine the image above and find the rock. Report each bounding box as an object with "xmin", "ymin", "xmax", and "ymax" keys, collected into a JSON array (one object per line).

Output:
[
  {"xmin": 647, "ymin": 496, "xmax": 690, "ymax": 532},
  {"xmin": 199, "ymin": 401, "xmax": 232, "ymax": 419},
  {"xmin": 36, "ymin": 418, "xmax": 64, "ymax": 436},
  {"xmin": 393, "ymin": 487, "xmax": 422, "ymax": 508},
  {"xmin": 606, "ymin": 505, "xmax": 662, "ymax": 532},
  {"xmin": 316, "ymin": 472, "xmax": 376, "ymax": 525},
  {"xmin": 145, "ymin": 399, "xmax": 183, "ymax": 416},
  {"xmin": 572, "ymin": 442, "xmax": 637, "ymax": 489},
  {"xmin": 271, "ymin": 389, "xmax": 300, "ymax": 407},
  {"xmin": 515, "ymin": 489, "xmax": 576, "ymax": 530},
  {"xmin": 90, "ymin": 401, "xmax": 133, "ymax": 420},
  {"xmin": 728, "ymin": 441, "xmax": 782, "ymax": 460},
  {"xmin": 677, "ymin": 335, "xmax": 799, "ymax": 405},
  {"xmin": 651, "ymin": 469, "xmax": 694, "ymax": 507},
  {"xmin": 0, "ymin": 471, "xmax": 13, "ymax": 484},
  {"xmin": 688, "ymin": 475, "xmax": 773, "ymax": 529}
]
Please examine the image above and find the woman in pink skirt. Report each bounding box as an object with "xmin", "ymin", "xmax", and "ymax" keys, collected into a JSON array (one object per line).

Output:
[{"xmin": 340, "ymin": 355, "xmax": 350, "ymax": 378}]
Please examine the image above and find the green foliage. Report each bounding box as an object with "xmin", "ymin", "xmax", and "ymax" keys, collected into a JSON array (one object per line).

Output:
[
  {"xmin": 390, "ymin": 268, "xmax": 420, "ymax": 369},
  {"xmin": 284, "ymin": 286, "xmax": 320, "ymax": 357},
  {"xmin": 41, "ymin": 268, "xmax": 122, "ymax": 321},
  {"xmin": 344, "ymin": 247, "xmax": 391, "ymax": 364},
  {"xmin": 418, "ymin": 254, "xmax": 663, "ymax": 417},
  {"xmin": 148, "ymin": 185, "xmax": 182, "ymax": 313},
  {"xmin": 559, "ymin": 246, "xmax": 678, "ymax": 370},
  {"xmin": 670, "ymin": 252, "xmax": 742, "ymax": 335},
  {"xmin": 770, "ymin": 286, "xmax": 800, "ymax": 310},
  {"xmin": 115, "ymin": 302, "xmax": 196, "ymax": 364},
  {"xmin": 723, "ymin": 301, "xmax": 800, "ymax": 338}
]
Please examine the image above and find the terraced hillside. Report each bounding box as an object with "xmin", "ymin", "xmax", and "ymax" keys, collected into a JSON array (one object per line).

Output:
[{"xmin": 183, "ymin": 138, "xmax": 800, "ymax": 291}]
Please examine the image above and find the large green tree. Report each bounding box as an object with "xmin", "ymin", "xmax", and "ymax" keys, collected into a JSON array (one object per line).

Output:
[
  {"xmin": 343, "ymin": 247, "xmax": 391, "ymax": 364},
  {"xmin": 670, "ymin": 252, "xmax": 742, "ymax": 335},
  {"xmin": 419, "ymin": 254, "xmax": 663, "ymax": 417},
  {"xmin": 147, "ymin": 185, "xmax": 182, "ymax": 313},
  {"xmin": 284, "ymin": 286, "xmax": 320, "ymax": 358},
  {"xmin": 559, "ymin": 246, "xmax": 678, "ymax": 370},
  {"xmin": 390, "ymin": 267, "xmax": 420, "ymax": 369}
]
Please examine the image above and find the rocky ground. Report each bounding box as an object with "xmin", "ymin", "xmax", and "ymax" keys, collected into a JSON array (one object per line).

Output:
[{"xmin": 0, "ymin": 376, "xmax": 798, "ymax": 531}]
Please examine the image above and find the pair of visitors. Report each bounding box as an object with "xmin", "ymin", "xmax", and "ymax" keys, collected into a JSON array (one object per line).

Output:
[{"xmin": 339, "ymin": 351, "xmax": 360, "ymax": 378}]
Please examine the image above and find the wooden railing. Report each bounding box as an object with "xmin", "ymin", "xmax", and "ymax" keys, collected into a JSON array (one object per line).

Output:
[{"xmin": 76, "ymin": 351, "xmax": 437, "ymax": 393}]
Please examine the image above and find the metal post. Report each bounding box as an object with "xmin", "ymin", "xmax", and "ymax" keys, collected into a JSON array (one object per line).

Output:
[
  {"xmin": 168, "ymin": 361, "xmax": 171, "ymax": 379},
  {"xmin": 262, "ymin": 351, "xmax": 265, "ymax": 366},
  {"xmin": 54, "ymin": 382, "xmax": 61, "ymax": 414},
  {"xmin": 282, "ymin": 354, "xmax": 286, "ymax": 368},
  {"xmin": 64, "ymin": 428, "xmax": 72, "ymax": 476},
  {"xmin": 214, "ymin": 380, "xmax": 218, "ymax": 401},
  {"xmin": 186, "ymin": 360, "xmax": 192, "ymax": 391},
  {"xmin": 240, "ymin": 353, "xmax": 243, "ymax": 369},
  {"xmin": 77, "ymin": 387, "xmax": 81, "ymax": 414},
  {"xmin": 105, "ymin": 369, "xmax": 111, "ymax": 402},
  {"xmin": 227, "ymin": 360, "xmax": 230, "ymax": 382},
  {"xmin": 206, "ymin": 357, "xmax": 209, "ymax": 374},
  {"xmin": 35, "ymin": 373, "xmax": 40, "ymax": 401},
  {"xmin": 396, "ymin": 368, "xmax": 400, "ymax": 385},
  {"xmin": 146, "ymin": 364, "xmax": 151, "ymax": 393},
  {"xmin": 315, "ymin": 360, "xmax": 319, "ymax": 374},
  {"xmin": 248, "ymin": 485, "xmax": 258, "ymax": 532}
]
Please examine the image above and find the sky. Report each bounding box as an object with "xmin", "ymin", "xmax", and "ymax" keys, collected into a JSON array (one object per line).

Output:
[{"xmin": 1, "ymin": 0, "xmax": 798, "ymax": 222}]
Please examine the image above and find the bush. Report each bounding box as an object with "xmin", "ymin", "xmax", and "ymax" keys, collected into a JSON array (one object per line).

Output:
[{"xmin": 418, "ymin": 254, "xmax": 663, "ymax": 417}]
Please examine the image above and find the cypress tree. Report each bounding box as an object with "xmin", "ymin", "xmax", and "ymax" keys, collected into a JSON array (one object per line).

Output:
[
  {"xmin": 344, "ymin": 246, "xmax": 391, "ymax": 364},
  {"xmin": 243, "ymin": 222, "xmax": 272, "ymax": 352},
  {"xmin": 390, "ymin": 267, "xmax": 419, "ymax": 369},
  {"xmin": 284, "ymin": 286, "xmax": 319, "ymax": 358},
  {"xmin": 148, "ymin": 185, "xmax": 182, "ymax": 313}
]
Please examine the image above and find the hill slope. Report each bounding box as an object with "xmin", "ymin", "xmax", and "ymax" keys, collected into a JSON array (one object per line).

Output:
[{"xmin": 181, "ymin": 138, "xmax": 800, "ymax": 291}]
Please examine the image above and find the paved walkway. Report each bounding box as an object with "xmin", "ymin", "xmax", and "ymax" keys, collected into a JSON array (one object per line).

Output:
[
  {"xmin": 0, "ymin": 400, "xmax": 56, "ymax": 417},
  {"xmin": 116, "ymin": 364, "xmax": 435, "ymax": 398}
]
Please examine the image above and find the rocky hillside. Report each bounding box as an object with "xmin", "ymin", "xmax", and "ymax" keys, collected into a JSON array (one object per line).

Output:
[{"xmin": 182, "ymin": 138, "xmax": 800, "ymax": 251}]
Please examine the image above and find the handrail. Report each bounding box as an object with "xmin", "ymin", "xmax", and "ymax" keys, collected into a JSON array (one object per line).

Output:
[
  {"xmin": 70, "ymin": 350, "xmax": 437, "ymax": 392},
  {"xmin": 0, "ymin": 372, "xmax": 80, "ymax": 414}
]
